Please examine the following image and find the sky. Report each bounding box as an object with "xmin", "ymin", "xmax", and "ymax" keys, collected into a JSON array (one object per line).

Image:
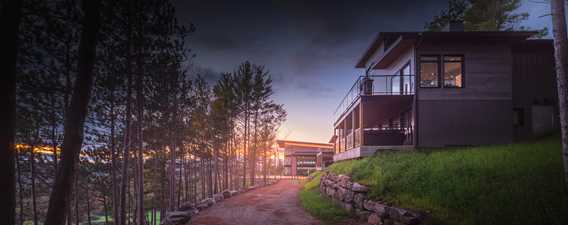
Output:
[{"xmin": 173, "ymin": 0, "xmax": 554, "ymax": 143}]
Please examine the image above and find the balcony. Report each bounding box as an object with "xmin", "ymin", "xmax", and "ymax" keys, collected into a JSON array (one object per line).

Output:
[
  {"xmin": 332, "ymin": 75, "xmax": 416, "ymax": 161},
  {"xmin": 334, "ymin": 75, "xmax": 415, "ymax": 124}
]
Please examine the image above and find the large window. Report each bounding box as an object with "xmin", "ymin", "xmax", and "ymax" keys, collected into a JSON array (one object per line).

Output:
[
  {"xmin": 419, "ymin": 56, "xmax": 439, "ymax": 88},
  {"xmin": 420, "ymin": 55, "xmax": 465, "ymax": 88},
  {"xmin": 443, "ymin": 56, "xmax": 464, "ymax": 88}
]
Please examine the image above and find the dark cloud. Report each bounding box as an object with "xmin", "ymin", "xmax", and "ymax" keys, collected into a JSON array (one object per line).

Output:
[
  {"xmin": 295, "ymin": 79, "xmax": 336, "ymax": 98},
  {"xmin": 174, "ymin": 0, "xmax": 448, "ymax": 85},
  {"xmin": 194, "ymin": 33, "xmax": 240, "ymax": 52}
]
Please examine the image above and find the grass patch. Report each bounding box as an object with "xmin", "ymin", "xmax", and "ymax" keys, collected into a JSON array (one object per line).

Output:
[
  {"xmin": 328, "ymin": 135, "xmax": 568, "ymax": 225},
  {"xmin": 299, "ymin": 171, "xmax": 350, "ymax": 224}
]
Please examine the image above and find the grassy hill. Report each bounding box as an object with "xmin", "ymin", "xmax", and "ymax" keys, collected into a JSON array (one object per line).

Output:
[
  {"xmin": 299, "ymin": 172, "xmax": 350, "ymax": 224},
  {"xmin": 327, "ymin": 135, "xmax": 568, "ymax": 225}
]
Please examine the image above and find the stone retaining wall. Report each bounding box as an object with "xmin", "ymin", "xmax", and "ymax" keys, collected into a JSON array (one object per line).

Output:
[{"xmin": 319, "ymin": 172, "xmax": 429, "ymax": 225}]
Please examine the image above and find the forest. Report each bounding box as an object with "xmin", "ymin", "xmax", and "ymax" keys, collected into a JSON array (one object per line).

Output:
[
  {"xmin": 3, "ymin": 0, "xmax": 568, "ymax": 225},
  {"xmin": 6, "ymin": 0, "xmax": 287, "ymax": 224}
]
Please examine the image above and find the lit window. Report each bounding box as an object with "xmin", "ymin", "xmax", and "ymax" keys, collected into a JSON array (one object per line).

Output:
[
  {"xmin": 419, "ymin": 56, "xmax": 439, "ymax": 88},
  {"xmin": 443, "ymin": 56, "xmax": 464, "ymax": 88}
]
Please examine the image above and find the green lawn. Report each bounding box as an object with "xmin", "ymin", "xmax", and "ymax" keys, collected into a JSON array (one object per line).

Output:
[
  {"xmin": 328, "ymin": 135, "xmax": 568, "ymax": 225},
  {"xmin": 90, "ymin": 210, "xmax": 161, "ymax": 225},
  {"xmin": 299, "ymin": 171, "xmax": 350, "ymax": 224}
]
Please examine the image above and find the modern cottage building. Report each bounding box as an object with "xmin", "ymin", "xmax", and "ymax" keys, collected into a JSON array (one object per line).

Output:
[
  {"xmin": 278, "ymin": 140, "xmax": 334, "ymax": 176},
  {"xmin": 331, "ymin": 30, "xmax": 559, "ymax": 161}
]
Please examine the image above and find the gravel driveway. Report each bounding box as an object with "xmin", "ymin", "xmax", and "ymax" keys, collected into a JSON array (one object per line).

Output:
[{"xmin": 188, "ymin": 179, "xmax": 323, "ymax": 225}]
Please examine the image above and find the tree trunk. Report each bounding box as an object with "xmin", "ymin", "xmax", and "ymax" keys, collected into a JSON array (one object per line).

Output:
[
  {"xmin": 30, "ymin": 146, "xmax": 38, "ymax": 225},
  {"xmin": 551, "ymin": 0, "xmax": 568, "ymax": 189},
  {"xmin": 251, "ymin": 112, "xmax": 258, "ymax": 185},
  {"xmin": 169, "ymin": 143, "xmax": 176, "ymax": 210},
  {"xmin": 87, "ymin": 186, "xmax": 92, "ymax": 225},
  {"xmin": 135, "ymin": 52, "xmax": 146, "ymax": 225},
  {"xmin": 120, "ymin": 12, "xmax": 135, "ymax": 223},
  {"xmin": 43, "ymin": 0, "xmax": 102, "ymax": 224},
  {"xmin": 16, "ymin": 151, "xmax": 24, "ymax": 225},
  {"xmin": 110, "ymin": 88, "xmax": 120, "ymax": 225},
  {"xmin": 243, "ymin": 109, "xmax": 248, "ymax": 188},
  {"xmin": 134, "ymin": 1, "xmax": 146, "ymax": 221},
  {"xmin": 75, "ymin": 177, "xmax": 80, "ymax": 225},
  {"xmin": 0, "ymin": 0, "xmax": 23, "ymax": 224},
  {"xmin": 103, "ymin": 195, "xmax": 109, "ymax": 225}
]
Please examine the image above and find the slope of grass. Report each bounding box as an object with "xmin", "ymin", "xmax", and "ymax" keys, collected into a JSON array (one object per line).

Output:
[
  {"xmin": 299, "ymin": 171, "xmax": 350, "ymax": 224},
  {"xmin": 329, "ymin": 135, "xmax": 568, "ymax": 225}
]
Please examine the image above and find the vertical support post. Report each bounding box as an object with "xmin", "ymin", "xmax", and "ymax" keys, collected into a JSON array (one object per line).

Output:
[
  {"xmin": 351, "ymin": 110, "xmax": 356, "ymax": 148},
  {"xmin": 360, "ymin": 100, "xmax": 365, "ymax": 147}
]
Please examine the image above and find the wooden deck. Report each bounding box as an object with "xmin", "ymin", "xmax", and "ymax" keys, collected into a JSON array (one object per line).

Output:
[{"xmin": 333, "ymin": 145, "xmax": 414, "ymax": 162}]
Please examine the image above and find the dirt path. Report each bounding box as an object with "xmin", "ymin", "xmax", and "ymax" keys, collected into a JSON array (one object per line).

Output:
[{"xmin": 188, "ymin": 180, "xmax": 323, "ymax": 225}]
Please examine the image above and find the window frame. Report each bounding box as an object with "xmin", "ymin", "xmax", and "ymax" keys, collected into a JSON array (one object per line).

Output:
[
  {"xmin": 442, "ymin": 55, "xmax": 465, "ymax": 88},
  {"xmin": 418, "ymin": 55, "xmax": 441, "ymax": 88}
]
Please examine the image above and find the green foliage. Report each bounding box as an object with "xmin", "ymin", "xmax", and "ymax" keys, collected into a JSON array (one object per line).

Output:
[
  {"xmin": 299, "ymin": 172, "xmax": 350, "ymax": 224},
  {"xmin": 328, "ymin": 135, "xmax": 568, "ymax": 225},
  {"xmin": 425, "ymin": 0, "xmax": 469, "ymax": 31},
  {"xmin": 425, "ymin": 0, "xmax": 547, "ymax": 35},
  {"xmin": 464, "ymin": 0, "xmax": 527, "ymax": 31}
]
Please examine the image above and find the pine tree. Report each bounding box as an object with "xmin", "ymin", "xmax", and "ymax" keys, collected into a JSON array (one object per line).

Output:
[{"xmin": 44, "ymin": 0, "xmax": 102, "ymax": 224}]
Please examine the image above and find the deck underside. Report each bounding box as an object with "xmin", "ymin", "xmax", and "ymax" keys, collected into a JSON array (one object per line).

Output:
[{"xmin": 333, "ymin": 145, "xmax": 414, "ymax": 161}]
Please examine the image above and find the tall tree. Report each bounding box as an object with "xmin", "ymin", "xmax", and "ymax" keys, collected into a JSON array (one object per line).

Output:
[
  {"xmin": 550, "ymin": 0, "xmax": 568, "ymax": 188},
  {"xmin": 0, "ymin": 0, "xmax": 23, "ymax": 224},
  {"xmin": 250, "ymin": 66, "xmax": 272, "ymax": 185},
  {"xmin": 234, "ymin": 62, "xmax": 254, "ymax": 188},
  {"xmin": 426, "ymin": 0, "xmax": 546, "ymax": 35},
  {"xmin": 44, "ymin": 0, "xmax": 102, "ymax": 224},
  {"xmin": 425, "ymin": 0, "xmax": 468, "ymax": 31},
  {"xmin": 464, "ymin": 0, "xmax": 528, "ymax": 31}
]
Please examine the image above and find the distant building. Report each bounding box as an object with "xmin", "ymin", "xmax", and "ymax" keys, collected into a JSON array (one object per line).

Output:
[{"xmin": 277, "ymin": 140, "xmax": 334, "ymax": 176}]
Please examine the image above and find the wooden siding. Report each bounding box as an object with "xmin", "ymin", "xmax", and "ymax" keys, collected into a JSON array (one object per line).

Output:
[
  {"xmin": 416, "ymin": 41, "xmax": 515, "ymax": 147},
  {"xmin": 416, "ymin": 42, "xmax": 513, "ymax": 101},
  {"xmin": 417, "ymin": 99, "xmax": 513, "ymax": 147},
  {"xmin": 512, "ymin": 41, "xmax": 559, "ymax": 139}
]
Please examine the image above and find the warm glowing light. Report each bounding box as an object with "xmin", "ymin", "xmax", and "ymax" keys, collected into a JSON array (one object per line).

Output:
[{"xmin": 16, "ymin": 143, "xmax": 61, "ymax": 155}]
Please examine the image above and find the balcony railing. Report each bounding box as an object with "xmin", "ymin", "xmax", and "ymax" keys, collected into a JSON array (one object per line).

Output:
[{"xmin": 334, "ymin": 75, "xmax": 415, "ymax": 123}]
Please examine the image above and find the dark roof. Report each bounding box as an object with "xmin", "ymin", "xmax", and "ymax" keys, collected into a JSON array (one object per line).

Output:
[{"xmin": 355, "ymin": 31, "xmax": 539, "ymax": 68}]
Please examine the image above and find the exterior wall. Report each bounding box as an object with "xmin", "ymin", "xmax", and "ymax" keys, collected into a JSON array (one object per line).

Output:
[
  {"xmin": 417, "ymin": 100, "xmax": 512, "ymax": 147},
  {"xmin": 416, "ymin": 41, "xmax": 514, "ymax": 147},
  {"xmin": 512, "ymin": 41, "xmax": 559, "ymax": 140},
  {"xmin": 280, "ymin": 141, "xmax": 334, "ymax": 176}
]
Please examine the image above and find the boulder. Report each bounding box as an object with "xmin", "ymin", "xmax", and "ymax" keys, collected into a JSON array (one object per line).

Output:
[
  {"xmin": 352, "ymin": 182, "xmax": 369, "ymax": 193},
  {"xmin": 342, "ymin": 202, "xmax": 354, "ymax": 213},
  {"xmin": 353, "ymin": 193, "xmax": 366, "ymax": 209},
  {"xmin": 334, "ymin": 187, "xmax": 347, "ymax": 201},
  {"xmin": 343, "ymin": 189, "xmax": 354, "ymax": 203},
  {"xmin": 326, "ymin": 187, "xmax": 336, "ymax": 198},
  {"xmin": 178, "ymin": 202, "xmax": 195, "ymax": 211},
  {"xmin": 195, "ymin": 202, "xmax": 208, "ymax": 211},
  {"xmin": 213, "ymin": 193, "xmax": 224, "ymax": 202},
  {"xmin": 222, "ymin": 190, "xmax": 232, "ymax": 199},
  {"xmin": 363, "ymin": 200, "xmax": 387, "ymax": 216},
  {"xmin": 196, "ymin": 197, "xmax": 215, "ymax": 210},
  {"xmin": 323, "ymin": 179, "xmax": 335, "ymax": 187},
  {"xmin": 355, "ymin": 209, "xmax": 371, "ymax": 221},
  {"xmin": 387, "ymin": 207, "xmax": 409, "ymax": 221},
  {"xmin": 337, "ymin": 175, "xmax": 352, "ymax": 188},
  {"xmin": 229, "ymin": 190, "xmax": 239, "ymax": 196},
  {"xmin": 327, "ymin": 174, "xmax": 338, "ymax": 181},
  {"xmin": 367, "ymin": 213, "xmax": 381, "ymax": 225},
  {"xmin": 161, "ymin": 210, "xmax": 194, "ymax": 225}
]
